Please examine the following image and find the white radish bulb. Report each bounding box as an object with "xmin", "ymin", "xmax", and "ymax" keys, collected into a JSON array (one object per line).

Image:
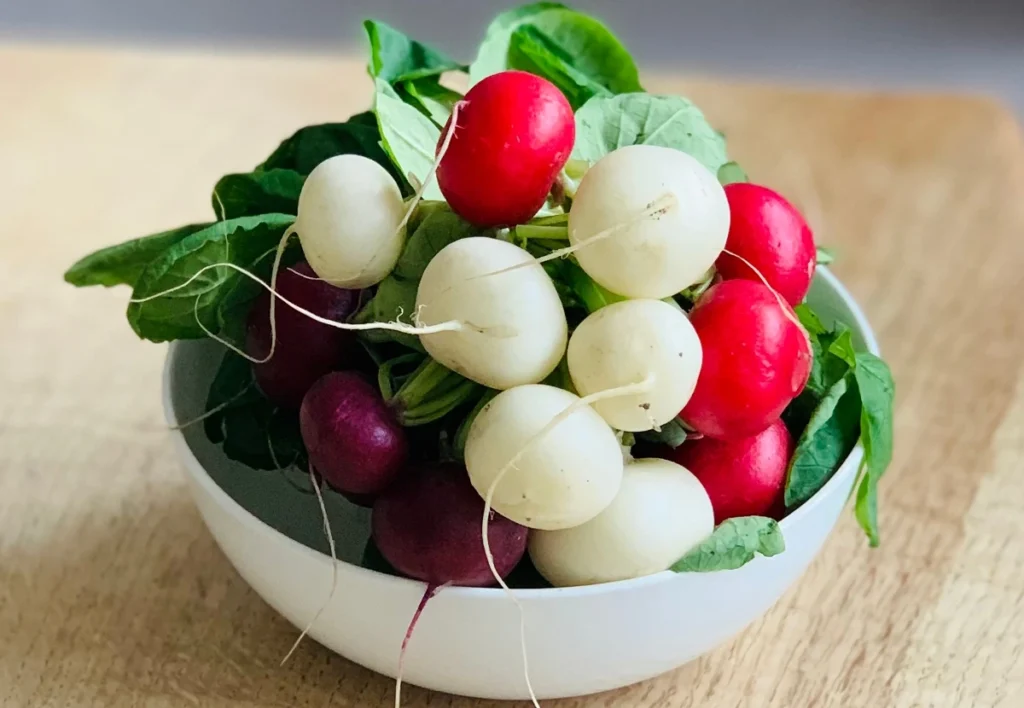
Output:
[
  {"xmin": 416, "ymin": 238, "xmax": 568, "ymax": 389},
  {"xmin": 529, "ymin": 457, "xmax": 714, "ymax": 587},
  {"xmin": 567, "ymin": 299, "xmax": 702, "ymax": 432},
  {"xmin": 569, "ymin": 144, "xmax": 730, "ymax": 299},
  {"xmin": 465, "ymin": 384, "xmax": 623, "ymax": 530},
  {"xmin": 296, "ymin": 154, "xmax": 406, "ymax": 289}
]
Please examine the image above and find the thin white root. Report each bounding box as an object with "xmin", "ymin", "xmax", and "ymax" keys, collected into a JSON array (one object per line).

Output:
[
  {"xmin": 281, "ymin": 467, "xmax": 338, "ymax": 666},
  {"xmin": 169, "ymin": 382, "xmax": 255, "ymax": 431},
  {"xmin": 719, "ymin": 248, "xmax": 810, "ymax": 344},
  {"xmin": 460, "ymin": 192, "xmax": 678, "ymax": 286},
  {"xmin": 128, "ymin": 261, "xmax": 466, "ymax": 338},
  {"xmin": 479, "ymin": 375, "xmax": 657, "ymax": 708}
]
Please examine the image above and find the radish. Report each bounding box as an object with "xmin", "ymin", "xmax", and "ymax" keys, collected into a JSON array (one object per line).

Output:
[
  {"xmin": 568, "ymin": 144, "xmax": 730, "ymax": 299},
  {"xmin": 658, "ymin": 418, "xmax": 793, "ymax": 523},
  {"xmin": 371, "ymin": 462, "xmax": 528, "ymax": 587},
  {"xmin": 529, "ymin": 457, "xmax": 714, "ymax": 587},
  {"xmin": 245, "ymin": 261, "xmax": 360, "ymax": 408},
  {"xmin": 566, "ymin": 299, "xmax": 702, "ymax": 432},
  {"xmin": 294, "ymin": 154, "xmax": 407, "ymax": 288},
  {"xmin": 436, "ymin": 71, "xmax": 574, "ymax": 227},
  {"xmin": 681, "ymin": 280, "xmax": 812, "ymax": 440},
  {"xmin": 716, "ymin": 183, "xmax": 816, "ymax": 305},
  {"xmin": 299, "ymin": 371, "xmax": 408, "ymax": 496},
  {"xmin": 464, "ymin": 384, "xmax": 623, "ymax": 530},
  {"xmin": 415, "ymin": 237, "xmax": 568, "ymax": 389}
]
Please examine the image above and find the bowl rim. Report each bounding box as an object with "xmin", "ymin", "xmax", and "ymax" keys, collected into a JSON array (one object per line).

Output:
[{"xmin": 163, "ymin": 266, "xmax": 879, "ymax": 600}]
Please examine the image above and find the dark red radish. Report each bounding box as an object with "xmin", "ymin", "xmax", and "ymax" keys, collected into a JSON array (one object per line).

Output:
[
  {"xmin": 299, "ymin": 371, "xmax": 408, "ymax": 496},
  {"xmin": 716, "ymin": 183, "xmax": 816, "ymax": 306},
  {"xmin": 436, "ymin": 71, "xmax": 574, "ymax": 227},
  {"xmin": 660, "ymin": 419, "xmax": 794, "ymax": 523},
  {"xmin": 246, "ymin": 261, "xmax": 360, "ymax": 408},
  {"xmin": 372, "ymin": 462, "xmax": 529, "ymax": 587},
  {"xmin": 681, "ymin": 280, "xmax": 812, "ymax": 440}
]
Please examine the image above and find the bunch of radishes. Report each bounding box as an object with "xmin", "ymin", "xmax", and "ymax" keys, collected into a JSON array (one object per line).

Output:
[{"xmin": 65, "ymin": 4, "xmax": 894, "ymax": 599}]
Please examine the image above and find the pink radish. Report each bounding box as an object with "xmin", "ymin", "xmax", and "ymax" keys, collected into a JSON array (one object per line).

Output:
[
  {"xmin": 716, "ymin": 183, "xmax": 816, "ymax": 305},
  {"xmin": 681, "ymin": 280, "xmax": 811, "ymax": 440},
  {"xmin": 436, "ymin": 71, "xmax": 574, "ymax": 227},
  {"xmin": 299, "ymin": 371, "xmax": 408, "ymax": 496},
  {"xmin": 245, "ymin": 261, "xmax": 360, "ymax": 408},
  {"xmin": 659, "ymin": 418, "xmax": 793, "ymax": 522}
]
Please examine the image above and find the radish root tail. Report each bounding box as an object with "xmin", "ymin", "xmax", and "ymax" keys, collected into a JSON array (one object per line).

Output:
[
  {"xmin": 480, "ymin": 374, "xmax": 657, "ymax": 708},
  {"xmin": 719, "ymin": 248, "xmax": 810, "ymax": 345},
  {"xmin": 393, "ymin": 583, "xmax": 445, "ymax": 708},
  {"xmin": 280, "ymin": 467, "xmax": 338, "ymax": 666}
]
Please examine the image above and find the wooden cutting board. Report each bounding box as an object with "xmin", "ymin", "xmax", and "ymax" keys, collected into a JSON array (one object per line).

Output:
[{"xmin": 2, "ymin": 44, "xmax": 1023, "ymax": 708}]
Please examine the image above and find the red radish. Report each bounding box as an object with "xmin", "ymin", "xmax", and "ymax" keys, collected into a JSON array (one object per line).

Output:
[
  {"xmin": 436, "ymin": 71, "xmax": 574, "ymax": 227},
  {"xmin": 371, "ymin": 462, "xmax": 528, "ymax": 586},
  {"xmin": 245, "ymin": 261, "xmax": 360, "ymax": 408},
  {"xmin": 299, "ymin": 371, "xmax": 408, "ymax": 496},
  {"xmin": 659, "ymin": 419, "xmax": 794, "ymax": 523},
  {"xmin": 716, "ymin": 183, "xmax": 816, "ymax": 305},
  {"xmin": 681, "ymin": 280, "xmax": 812, "ymax": 440}
]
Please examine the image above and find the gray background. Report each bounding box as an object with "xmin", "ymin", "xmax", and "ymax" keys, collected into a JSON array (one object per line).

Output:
[{"xmin": 2, "ymin": 0, "xmax": 1022, "ymax": 112}]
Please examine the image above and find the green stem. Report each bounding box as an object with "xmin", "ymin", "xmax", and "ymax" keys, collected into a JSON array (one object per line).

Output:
[
  {"xmin": 377, "ymin": 353, "xmax": 423, "ymax": 401},
  {"xmin": 515, "ymin": 224, "xmax": 569, "ymax": 241}
]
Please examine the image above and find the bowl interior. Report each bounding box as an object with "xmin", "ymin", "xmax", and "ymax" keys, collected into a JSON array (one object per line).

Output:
[{"xmin": 166, "ymin": 268, "xmax": 877, "ymax": 570}]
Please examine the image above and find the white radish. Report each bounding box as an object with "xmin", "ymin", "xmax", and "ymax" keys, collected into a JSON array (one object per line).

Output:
[
  {"xmin": 465, "ymin": 384, "xmax": 623, "ymax": 530},
  {"xmin": 568, "ymin": 144, "xmax": 730, "ymax": 299},
  {"xmin": 416, "ymin": 238, "xmax": 568, "ymax": 389},
  {"xmin": 567, "ymin": 299, "xmax": 702, "ymax": 432},
  {"xmin": 296, "ymin": 154, "xmax": 406, "ymax": 288},
  {"xmin": 529, "ymin": 457, "xmax": 714, "ymax": 587}
]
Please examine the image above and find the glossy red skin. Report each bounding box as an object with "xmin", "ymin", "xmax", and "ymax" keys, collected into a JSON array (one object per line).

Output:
[
  {"xmin": 246, "ymin": 261, "xmax": 360, "ymax": 408},
  {"xmin": 661, "ymin": 419, "xmax": 794, "ymax": 523},
  {"xmin": 681, "ymin": 280, "xmax": 812, "ymax": 440},
  {"xmin": 717, "ymin": 183, "xmax": 816, "ymax": 306},
  {"xmin": 299, "ymin": 372, "xmax": 408, "ymax": 496},
  {"xmin": 371, "ymin": 463, "xmax": 528, "ymax": 586},
  {"xmin": 436, "ymin": 71, "xmax": 574, "ymax": 227}
]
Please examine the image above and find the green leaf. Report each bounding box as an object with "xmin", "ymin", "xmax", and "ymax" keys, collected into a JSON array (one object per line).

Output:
[
  {"xmin": 717, "ymin": 161, "xmax": 748, "ymax": 185},
  {"xmin": 471, "ymin": 4, "xmax": 640, "ymax": 102},
  {"xmin": 636, "ymin": 417, "xmax": 689, "ymax": 449},
  {"xmin": 453, "ymin": 389, "xmax": 498, "ymax": 461},
  {"xmin": 364, "ymin": 19, "xmax": 463, "ymax": 84},
  {"xmin": 816, "ymin": 246, "xmax": 836, "ymax": 265},
  {"xmin": 204, "ymin": 351, "xmax": 307, "ymax": 471},
  {"xmin": 785, "ymin": 375, "xmax": 862, "ymax": 507},
  {"xmin": 374, "ymin": 79, "xmax": 444, "ymax": 200},
  {"xmin": 507, "ymin": 24, "xmax": 612, "ymax": 110},
  {"xmin": 258, "ymin": 114, "xmax": 401, "ymax": 185},
  {"xmin": 853, "ymin": 353, "xmax": 895, "ymax": 546},
  {"xmin": 126, "ymin": 214, "xmax": 294, "ymax": 342},
  {"xmin": 392, "ymin": 209, "xmax": 476, "ymax": 280},
  {"xmin": 399, "ymin": 78, "xmax": 463, "ymax": 127},
  {"xmin": 560, "ymin": 259, "xmax": 625, "ymax": 312},
  {"xmin": 64, "ymin": 223, "xmax": 211, "ymax": 289},
  {"xmin": 572, "ymin": 94, "xmax": 728, "ymax": 175},
  {"xmin": 212, "ymin": 169, "xmax": 304, "ymax": 220},
  {"xmin": 794, "ymin": 303, "xmax": 826, "ymax": 336},
  {"xmin": 469, "ymin": 2, "xmax": 568, "ymax": 83},
  {"xmin": 671, "ymin": 517, "xmax": 785, "ymax": 572}
]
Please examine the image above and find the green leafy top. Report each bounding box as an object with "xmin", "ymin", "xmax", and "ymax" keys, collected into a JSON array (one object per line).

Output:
[
  {"xmin": 672, "ymin": 517, "xmax": 785, "ymax": 573},
  {"xmin": 364, "ymin": 19, "xmax": 463, "ymax": 84}
]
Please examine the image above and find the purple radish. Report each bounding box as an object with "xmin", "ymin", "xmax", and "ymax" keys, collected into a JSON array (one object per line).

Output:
[
  {"xmin": 371, "ymin": 462, "xmax": 529, "ymax": 586},
  {"xmin": 246, "ymin": 261, "xmax": 360, "ymax": 408},
  {"xmin": 299, "ymin": 371, "xmax": 408, "ymax": 496}
]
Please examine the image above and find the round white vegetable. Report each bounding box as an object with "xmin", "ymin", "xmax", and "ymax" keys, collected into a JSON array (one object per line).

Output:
[
  {"xmin": 416, "ymin": 238, "xmax": 568, "ymax": 389},
  {"xmin": 296, "ymin": 154, "xmax": 406, "ymax": 289},
  {"xmin": 567, "ymin": 299, "xmax": 702, "ymax": 432},
  {"xmin": 464, "ymin": 384, "xmax": 623, "ymax": 530},
  {"xmin": 529, "ymin": 457, "xmax": 714, "ymax": 587},
  {"xmin": 568, "ymin": 144, "xmax": 730, "ymax": 299}
]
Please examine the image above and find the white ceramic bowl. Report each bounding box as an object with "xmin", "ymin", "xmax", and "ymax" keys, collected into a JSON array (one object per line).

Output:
[{"xmin": 163, "ymin": 268, "xmax": 878, "ymax": 701}]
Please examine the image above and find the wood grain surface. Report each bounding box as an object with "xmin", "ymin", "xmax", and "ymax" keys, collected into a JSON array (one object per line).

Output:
[{"xmin": 2, "ymin": 44, "xmax": 1023, "ymax": 707}]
